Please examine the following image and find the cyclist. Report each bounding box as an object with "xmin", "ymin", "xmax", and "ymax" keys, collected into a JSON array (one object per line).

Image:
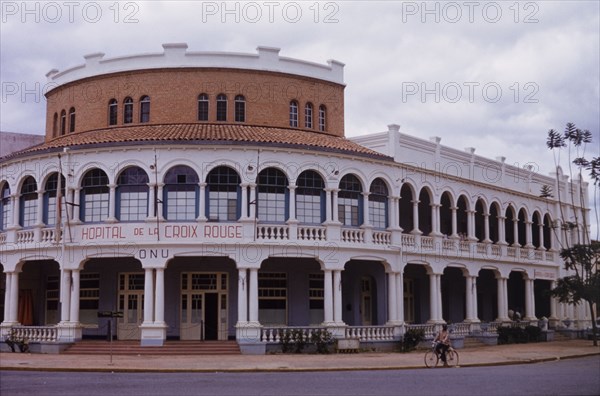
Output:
[{"xmin": 433, "ymin": 324, "xmax": 450, "ymax": 367}]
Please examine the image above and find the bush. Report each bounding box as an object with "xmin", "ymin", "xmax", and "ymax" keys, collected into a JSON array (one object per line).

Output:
[
  {"xmin": 401, "ymin": 328, "xmax": 425, "ymax": 352},
  {"xmin": 497, "ymin": 325, "xmax": 542, "ymax": 344},
  {"xmin": 310, "ymin": 329, "xmax": 334, "ymax": 354},
  {"xmin": 279, "ymin": 328, "xmax": 333, "ymax": 354}
]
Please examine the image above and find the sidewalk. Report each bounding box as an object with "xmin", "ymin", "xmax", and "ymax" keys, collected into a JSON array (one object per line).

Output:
[{"xmin": 1, "ymin": 340, "xmax": 598, "ymax": 373}]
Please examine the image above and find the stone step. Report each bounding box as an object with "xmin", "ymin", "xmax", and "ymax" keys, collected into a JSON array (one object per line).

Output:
[{"xmin": 64, "ymin": 340, "xmax": 241, "ymax": 355}]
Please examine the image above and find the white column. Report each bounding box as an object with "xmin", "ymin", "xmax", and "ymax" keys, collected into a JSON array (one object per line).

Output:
[
  {"xmin": 396, "ymin": 272, "xmax": 404, "ymax": 323},
  {"xmin": 237, "ymin": 268, "xmax": 248, "ymax": 323},
  {"xmin": 324, "ymin": 188, "xmax": 333, "ymax": 222},
  {"xmin": 513, "ymin": 219, "xmax": 519, "ymax": 246},
  {"xmin": 483, "ymin": 214, "xmax": 491, "ymax": 242},
  {"xmin": 60, "ymin": 270, "xmax": 71, "ymax": 322},
  {"xmin": 465, "ymin": 275, "xmax": 474, "ymax": 321},
  {"xmin": 249, "ymin": 184, "xmax": 257, "ymax": 219},
  {"xmin": 11, "ymin": 194, "xmax": 20, "ymax": 228},
  {"xmin": 3, "ymin": 273, "xmax": 12, "ymax": 322},
  {"xmin": 525, "ymin": 278, "xmax": 536, "ymax": 320},
  {"xmin": 497, "ymin": 216, "xmax": 506, "ymax": 244},
  {"xmin": 240, "ymin": 183, "xmax": 249, "ymax": 219},
  {"xmin": 72, "ymin": 188, "xmax": 81, "ymax": 222},
  {"xmin": 323, "ymin": 270, "xmax": 333, "ymax": 324},
  {"xmin": 436, "ymin": 274, "xmax": 443, "ymax": 321},
  {"xmin": 467, "ymin": 210, "xmax": 476, "ymax": 240},
  {"xmin": 496, "ymin": 276, "xmax": 509, "ymax": 321},
  {"xmin": 538, "ymin": 223, "xmax": 545, "ymax": 250},
  {"xmin": 147, "ymin": 183, "xmax": 156, "ymax": 219},
  {"xmin": 248, "ymin": 268, "xmax": 259, "ymax": 323},
  {"xmin": 332, "ymin": 189, "xmax": 340, "ymax": 222},
  {"xmin": 450, "ymin": 206, "xmax": 458, "ymax": 238},
  {"xmin": 143, "ymin": 268, "xmax": 154, "ymax": 324},
  {"xmin": 333, "ymin": 270, "xmax": 343, "ymax": 323},
  {"xmin": 107, "ymin": 184, "xmax": 117, "ymax": 222},
  {"xmin": 411, "ymin": 200, "xmax": 421, "ymax": 234},
  {"xmin": 525, "ymin": 221, "xmax": 534, "ymax": 248},
  {"xmin": 156, "ymin": 183, "xmax": 165, "ymax": 220},
  {"xmin": 387, "ymin": 272, "xmax": 397, "ymax": 322},
  {"xmin": 197, "ymin": 182, "xmax": 207, "ymax": 221},
  {"xmin": 155, "ymin": 268, "xmax": 165, "ymax": 324},
  {"xmin": 428, "ymin": 272, "xmax": 441, "ymax": 322},
  {"xmin": 69, "ymin": 269, "xmax": 80, "ymax": 323},
  {"xmin": 35, "ymin": 190, "xmax": 44, "ymax": 226},
  {"xmin": 362, "ymin": 192, "xmax": 371, "ymax": 226},
  {"xmin": 9, "ymin": 272, "xmax": 19, "ymax": 323},
  {"xmin": 549, "ymin": 281, "xmax": 558, "ymax": 319},
  {"xmin": 472, "ymin": 276, "xmax": 479, "ymax": 322},
  {"xmin": 430, "ymin": 204, "xmax": 440, "ymax": 235},
  {"xmin": 288, "ymin": 185, "xmax": 297, "ymax": 221}
]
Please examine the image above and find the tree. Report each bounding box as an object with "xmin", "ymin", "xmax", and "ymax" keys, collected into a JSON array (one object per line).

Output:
[{"xmin": 541, "ymin": 122, "xmax": 599, "ymax": 346}]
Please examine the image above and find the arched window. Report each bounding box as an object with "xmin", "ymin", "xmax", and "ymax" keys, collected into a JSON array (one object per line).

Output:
[
  {"xmin": 123, "ymin": 97, "xmax": 133, "ymax": 124},
  {"xmin": 44, "ymin": 173, "xmax": 66, "ymax": 226},
  {"xmin": 81, "ymin": 169, "xmax": 109, "ymax": 223},
  {"xmin": 117, "ymin": 167, "xmax": 149, "ymax": 222},
  {"xmin": 19, "ymin": 176, "xmax": 38, "ymax": 227},
  {"xmin": 257, "ymin": 168, "xmax": 288, "ymax": 222},
  {"xmin": 289, "ymin": 101, "xmax": 299, "ymax": 127},
  {"xmin": 108, "ymin": 99, "xmax": 118, "ymax": 125},
  {"xmin": 318, "ymin": 105, "xmax": 326, "ymax": 131},
  {"xmin": 139, "ymin": 96, "xmax": 150, "ymax": 123},
  {"xmin": 304, "ymin": 103, "xmax": 313, "ymax": 129},
  {"xmin": 52, "ymin": 113, "xmax": 58, "ymax": 136},
  {"xmin": 60, "ymin": 110, "xmax": 66, "ymax": 135},
  {"xmin": 0, "ymin": 184, "xmax": 11, "ymax": 231},
  {"xmin": 164, "ymin": 166, "xmax": 199, "ymax": 221},
  {"xmin": 198, "ymin": 93, "xmax": 209, "ymax": 121},
  {"xmin": 216, "ymin": 94, "xmax": 227, "ymax": 121},
  {"xmin": 206, "ymin": 166, "xmax": 241, "ymax": 221},
  {"xmin": 369, "ymin": 178, "xmax": 388, "ymax": 229},
  {"xmin": 235, "ymin": 95, "xmax": 245, "ymax": 122},
  {"xmin": 69, "ymin": 107, "xmax": 76, "ymax": 133},
  {"xmin": 338, "ymin": 174, "xmax": 362, "ymax": 226},
  {"xmin": 296, "ymin": 170, "xmax": 325, "ymax": 224}
]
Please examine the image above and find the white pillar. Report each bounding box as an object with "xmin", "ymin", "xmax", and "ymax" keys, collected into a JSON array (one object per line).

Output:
[
  {"xmin": 4, "ymin": 273, "xmax": 12, "ymax": 322},
  {"xmin": 107, "ymin": 184, "xmax": 117, "ymax": 222},
  {"xmin": 324, "ymin": 188, "xmax": 333, "ymax": 222},
  {"xmin": 525, "ymin": 221, "xmax": 534, "ymax": 248},
  {"xmin": 498, "ymin": 216, "xmax": 507, "ymax": 244},
  {"xmin": 525, "ymin": 278, "xmax": 536, "ymax": 320},
  {"xmin": 240, "ymin": 183, "xmax": 249, "ymax": 220},
  {"xmin": 35, "ymin": 190, "xmax": 44, "ymax": 226},
  {"xmin": 538, "ymin": 223, "xmax": 545, "ymax": 250},
  {"xmin": 483, "ymin": 213, "xmax": 491, "ymax": 242},
  {"xmin": 147, "ymin": 183, "xmax": 156, "ymax": 219},
  {"xmin": 496, "ymin": 276, "xmax": 509, "ymax": 321},
  {"xmin": 143, "ymin": 268, "xmax": 154, "ymax": 324},
  {"xmin": 248, "ymin": 268, "xmax": 259, "ymax": 323},
  {"xmin": 396, "ymin": 272, "xmax": 404, "ymax": 323},
  {"xmin": 69, "ymin": 269, "xmax": 80, "ymax": 323},
  {"xmin": 9, "ymin": 272, "xmax": 19, "ymax": 323},
  {"xmin": 60, "ymin": 270, "xmax": 71, "ymax": 322},
  {"xmin": 156, "ymin": 183, "xmax": 165, "ymax": 220},
  {"xmin": 472, "ymin": 276, "xmax": 479, "ymax": 322},
  {"xmin": 332, "ymin": 189, "xmax": 340, "ymax": 222},
  {"xmin": 333, "ymin": 270, "xmax": 343, "ymax": 323},
  {"xmin": 467, "ymin": 210, "xmax": 476, "ymax": 240},
  {"xmin": 197, "ymin": 182, "xmax": 207, "ymax": 221},
  {"xmin": 387, "ymin": 272, "xmax": 397, "ymax": 322},
  {"xmin": 513, "ymin": 219, "xmax": 519, "ymax": 246},
  {"xmin": 450, "ymin": 206, "xmax": 458, "ymax": 238},
  {"xmin": 549, "ymin": 281, "xmax": 558, "ymax": 319},
  {"xmin": 155, "ymin": 268, "xmax": 165, "ymax": 324},
  {"xmin": 323, "ymin": 270, "xmax": 333, "ymax": 324},
  {"xmin": 430, "ymin": 204, "xmax": 440, "ymax": 236},
  {"xmin": 237, "ymin": 268, "xmax": 248, "ymax": 323},
  {"xmin": 428, "ymin": 271, "xmax": 443, "ymax": 322},
  {"xmin": 249, "ymin": 184, "xmax": 257, "ymax": 219},
  {"xmin": 11, "ymin": 194, "xmax": 20, "ymax": 228},
  {"xmin": 288, "ymin": 185, "xmax": 297, "ymax": 221},
  {"xmin": 72, "ymin": 188, "xmax": 81, "ymax": 222},
  {"xmin": 465, "ymin": 275, "xmax": 474, "ymax": 321},
  {"xmin": 362, "ymin": 192, "xmax": 371, "ymax": 226},
  {"xmin": 411, "ymin": 200, "xmax": 421, "ymax": 234},
  {"xmin": 436, "ymin": 274, "xmax": 443, "ymax": 321}
]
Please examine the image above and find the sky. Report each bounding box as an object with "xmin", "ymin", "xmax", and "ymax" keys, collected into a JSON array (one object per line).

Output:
[{"xmin": 1, "ymin": 0, "xmax": 599, "ymax": 237}]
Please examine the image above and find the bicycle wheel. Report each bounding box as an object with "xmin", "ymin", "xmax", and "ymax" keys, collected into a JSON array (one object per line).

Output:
[
  {"xmin": 424, "ymin": 350, "xmax": 438, "ymax": 368},
  {"xmin": 446, "ymin": 349, "xmax": 459, "ymax": 367}
]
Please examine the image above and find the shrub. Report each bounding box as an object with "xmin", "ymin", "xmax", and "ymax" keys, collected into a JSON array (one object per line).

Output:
[
  {"xmin": 310, "ymin": 329, "xmax": 334, "ymax": 354},
  {"xmin": 401, "ymin": 328, "xmax": 425, "ymax": 352},
  {"xmin": 497, "ymin": 325, "xmax": 542, "ymax": 344}
]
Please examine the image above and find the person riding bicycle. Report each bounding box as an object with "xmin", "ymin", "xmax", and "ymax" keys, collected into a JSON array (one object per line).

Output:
[{"xmin": 434, "ymin": 324, "xmax": 451, "ymax": 367}]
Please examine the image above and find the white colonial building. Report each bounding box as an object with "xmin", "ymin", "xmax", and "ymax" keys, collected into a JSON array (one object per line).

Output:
[{"xmin": 0, "ymin": 44, "xmax": 593, "ymax": 354}]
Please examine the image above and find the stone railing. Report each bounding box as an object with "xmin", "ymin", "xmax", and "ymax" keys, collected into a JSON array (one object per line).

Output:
[
  {"xmin": 372, "ymin": 230, "xmax": 391, "ymax": 245},
  {"xmin": 260, "ymin": 326, "xmax": 325, "ymax": 343},
  {"xmin": 442, "ymin": 239, "xmax": 456, "ymax": 250},
  {"xmin": 341, "ymin": 228, "xmax": 364, "ymax": 243},
  {"xmin": 459, "ymin": 241, "xmax": 470, "ymax": 252},
  {"xmin": 476, "ymin": 243, "xmax": 487, "ymax": 254},
  {"xmin": 507, "ymin": 246, "xmax": 517, "ymax": 258},
  {"xmin": 16, "ymin": 229, "xmax": 35, "ymax": 244},
  {"xmin": 41, "ymin": 228, "xmax": 62, "ymax": 244},
  {"xmin": 480, "ymin": 321, "xmax": 502, "ymax": 335},
  {"xmin": 256, "ymin": 225, "xmax": 289, "ymax": 240},
  {"xmin": 421, "ymin": 236, "xmax": 434, "ymax": 250},
  {"xmin": 9, "ymin": 325, "xmax": 58, "ymax": 342},
  {"xmin": 449, "ymin": 322, "xmax": 471, "ymax": 336},
  {"xmin": 297, "ymin": 226, "xmax": 326, "ymax": 241},
  {"xmin": 0, "ymin": 232, "xmax": 6, "ymax": 244},
  {"xmin": 345, "ymin": 325, "xmax": 395, "ymax": 342},
  {"xmin": 545, "ymin": 251, "xmax": 555, "ymax": 261},
  {"xmin": 401, "ymin": 234, "xmax": 415, "ymax": 247},
  {"xmin": 405, "ymin": 323, "xmax": 438, "ymax": 339},
  {"xmin": 490, "ymin": 244, "xmax": 501, "ymax": 256}
]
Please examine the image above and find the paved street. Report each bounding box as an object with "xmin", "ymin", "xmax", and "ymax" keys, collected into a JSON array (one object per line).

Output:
[{"xmin": 1, "ymin": 355, "xmax": 599, "ymax": 396}]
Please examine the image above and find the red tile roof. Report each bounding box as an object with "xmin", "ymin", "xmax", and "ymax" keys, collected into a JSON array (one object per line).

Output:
[{"xmin": 2, "ymin": 124, "xmax": 391, "ymax": 161}]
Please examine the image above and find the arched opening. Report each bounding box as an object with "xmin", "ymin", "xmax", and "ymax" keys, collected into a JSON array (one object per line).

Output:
[
  {"xmin": 206, "ymin": 166, "xmax": 241, "ymax": 222},
  {"xmin": 369, "ymin": 178, "xmax": 388, "ymax": 229},
  {"xmin": 117, "ymin": 167, "xmax": 149, "ymax": 222},
  {"xmin": 477, "ymin": 269, "xmax": 498, "ymax": 322},
  {"xmin": 418, "ymin": 188, "xmax": 432, "ymax": 236},
  {"xmin": 518, "ymin": 208, "xmax": 527, "ymax": 247},
  {"xmin": 441, "ymin": 267, "xmax": 465, "ymax": 323},
  {"xmin": 532, "ymin": 212, "xmax": 542, "ymax": 248},
  {"xmin": 456, "ymin": 195, "xmax": 468, "ymax": 239},
  {"xmin": 505, "ymin": 207, "xmax": 516, "ymax": 245},
  {"xmin": 296, "ymin": 170, "xmax": 325, "ymax": 224},
  {"xmin": 399, "ymin": 184, "xmax": 414, "ymax": 233},
  {"xmin": 543, "ymin": 214, "xmax": 553, "ymax": 250},
  {"xmin": 338, "ymin": 174, "xmax": 362, "ymax": 227},
  {"xmin": 257, "ymin": 168, "xmax": 288, "ymax": 223},
  {"xmin": 489, "ymin": 203, "xmax": 500, "ymax": 243},
  {"xmin": 163, "ymin": 165, "xmax": 199, "ymax": 221},
  {"xmin": 342, "ymin": 260, "xmax": 386, "ymax": 326},
  {"xmin": 475, "ymin": 199, "xmax": 485, "ymax": 242},
  {"xmin": 440, "ymin": 192, "xmax": 452, "ymax": 237}
]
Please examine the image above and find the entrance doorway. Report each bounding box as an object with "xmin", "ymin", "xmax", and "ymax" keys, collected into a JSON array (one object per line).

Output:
[
  {"xmin": 117, "ymin": 273, "xmax": 144, "ymax": 340},
  {"xmin": 180, "ymin": 273, "xmax": 228, "ymax": 340},
  {"xmin": 360, "ymin": 277, "xmax": 372, "ymax": 325}
]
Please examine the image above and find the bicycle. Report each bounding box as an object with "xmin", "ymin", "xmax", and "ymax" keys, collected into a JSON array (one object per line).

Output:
[{"xmin": 424, "ymin": 342, "xmax": 459, "ymax": 368}]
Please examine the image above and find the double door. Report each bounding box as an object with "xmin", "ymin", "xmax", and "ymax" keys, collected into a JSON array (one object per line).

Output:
[{"xmin": 180, "ymin": 273, "xmax": 228, "ymax": 340}]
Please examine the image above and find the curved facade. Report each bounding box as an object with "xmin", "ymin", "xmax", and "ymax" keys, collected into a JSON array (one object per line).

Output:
[{"xmin": 0, "ymin": 44, "xmax": 592, "ymax": 353}]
